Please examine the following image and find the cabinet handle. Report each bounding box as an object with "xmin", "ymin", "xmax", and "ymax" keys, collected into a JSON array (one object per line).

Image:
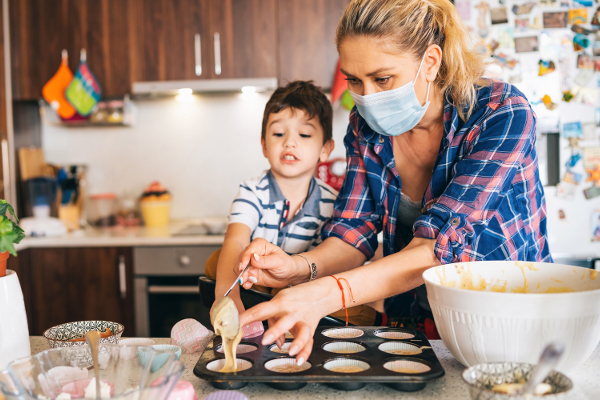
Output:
[
  {"xmin": 214, "ymin": 32, "xmax": 221, "ymax": 76},
  {"xmin": 147, "ymin": 286, "xmax": 198, "ymax": 294},
  {"xmin": 119, "ymin": 255, "xmax": 127, "ymax": 299},
  {"xmin": 194, "ymin": 33, "xmax": 202, "ymax": 76}
]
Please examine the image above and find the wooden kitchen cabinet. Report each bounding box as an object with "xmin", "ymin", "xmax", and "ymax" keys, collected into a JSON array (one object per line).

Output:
[
  {"xmin": 277, "ymin": 0, "xmax": 349, "ymax": 89},
  {"xmin": 19, "ymin": 247, "xmax": 135, "ymax": 336}
]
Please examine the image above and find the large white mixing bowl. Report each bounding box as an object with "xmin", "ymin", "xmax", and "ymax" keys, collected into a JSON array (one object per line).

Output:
[{"xmin": 423, "ymin": 261, "xmax": 600, "ymax": 373}]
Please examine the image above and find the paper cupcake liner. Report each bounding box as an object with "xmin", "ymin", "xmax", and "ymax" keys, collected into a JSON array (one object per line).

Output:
[
  {"xmin": 119, "ymin": 339, "xmax": 156, "ymax": 360},
  {"xmin": 324, "ymin": 358, "xmax": 369, "ymax": 373},
  {"xmin": 378, "ymin": 342, "xmax": 422, "ymax": 355},
  {"xmin": 269, "ymin": 342, "xmax": 291, "ymax": 354},
  {"xmin": 264, "ymin": 358, "xmax": 311, "ymax": 373},
  {"xmin": 216, "ymin": 343, "xmax": 258, "ymax": 354},
  {"xmin": 383, "ymin": 360, "xmax": 431, "ymax": 374},
  {"xmin": 284, "ymin": 332, "xmax": 294, "ymax": 339},
  {"xmin": 373, "ymin": 329, "xmax": 415, "ymax": 340},
  {"xmin": 322, "ymin": 342, "xmax": 366, "ymax": 354},
  {"xmin": 206, "ymin": 359, "xmax": 253, "ymax": 372},
  {"xmin": 321, "ymin": 328, "xmax": 364, "ymax": 339}
]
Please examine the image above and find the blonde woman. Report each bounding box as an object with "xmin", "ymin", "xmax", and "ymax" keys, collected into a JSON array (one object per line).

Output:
[{"xmin": 235, "ymin": 0, "xmax": 551, "ymax": 363}]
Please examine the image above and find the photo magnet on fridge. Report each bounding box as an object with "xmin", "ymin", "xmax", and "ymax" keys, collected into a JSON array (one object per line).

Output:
[
  {"xmin": 543, "ymin": 11, "xmax": 568, "ymax": 28},
  {"xmin": 592, "ymin": 210, "xmax": 600, "ymax": 241},
  {"xmin": 515, "ymin": 36, "xmax": 539, "ymax": 52},
  {"xmin": 569, "ymin": 8, "xmax": 588, "ymax": 25},
  {"xmin": 564, "ymin": 171, "xmax": 583, "ymax": 185},
  {"xmin": 562, "ymin": 121, "xmax": 583, "ymax": 138},
  {"xmin": 572, "ymin": 0, "xmax": 594, "ymax": 7},
  {"xmin": 491, "ymin": 7, "xmax": 509, "ymax": 24},
  {"xmin": 556, "ymin": 182, "xmax": 577, "ymax": 200},
  {"xmin": 584, "ymin": 185, "xmax": 600, "ymax": 200}
]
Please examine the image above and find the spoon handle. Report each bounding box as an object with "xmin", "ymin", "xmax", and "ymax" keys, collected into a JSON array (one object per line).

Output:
[
  {"xmin": 85, "ymin": 331, "xmax": 102, "ymax": 400},
  {"xmin": 519, "ymin": 342, "xmax": 565, "ymax": 395}
]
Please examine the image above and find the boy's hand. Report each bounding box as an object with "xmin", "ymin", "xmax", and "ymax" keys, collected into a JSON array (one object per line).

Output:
[{"xmin": 235, "ymin": 238, "xmax": 309, "ymax": 289}]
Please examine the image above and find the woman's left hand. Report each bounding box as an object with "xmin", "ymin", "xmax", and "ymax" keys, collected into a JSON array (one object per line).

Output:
[{"xmin": 239, "ymin": 278, "xmax": 339, "ymax": 364}]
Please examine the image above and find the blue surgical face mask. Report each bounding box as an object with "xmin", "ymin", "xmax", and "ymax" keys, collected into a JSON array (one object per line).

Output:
[{"xmin": 349, "ymin": 54, "xmax": 431, "ymax": 137}]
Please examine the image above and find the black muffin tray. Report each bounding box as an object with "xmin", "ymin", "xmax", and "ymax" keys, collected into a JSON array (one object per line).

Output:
[{"xmin": 193, "ymin": 326, "xmax": 444, "ymax": 391}]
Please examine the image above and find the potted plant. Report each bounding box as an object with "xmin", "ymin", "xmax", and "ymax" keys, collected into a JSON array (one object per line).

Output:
[{"xmin": 0, "ymin": 199, "xmax": 25, "ymax": 277}]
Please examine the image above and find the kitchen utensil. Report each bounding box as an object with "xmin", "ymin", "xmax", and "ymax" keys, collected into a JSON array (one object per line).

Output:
[
  {"xmin": 84, "ymin": 331, "xmax": 101, "ymax": 400},
  {"xmin": 517, "ymin": 342, "xmax": 564, "ymax": 396},
  {"xmin": 0, "ymin": 270, "xmax": 30, "ymax": 369},
  {"xmin": 43, "ymin": 321, "xmax": 123, "ymax": 349},
  {"xmin": 42, "ymin": 50, "xmax": 76, "ymax": 120},
  {"xmin": 462, "ymin": 362, "xmax": 573, "ymax": 400},
  {"xmin": 194, "ymin": 326, "xmax": 444, "ymax": 392},
  {"xmin": 224, "ymin": 264, "xmax": 250, "ymax": 297},
  {"xmin": 7, "ymin": 344, "xmax": 184, "ymax": 400},
  {"xmin": 423, "ymin": 261, "xmax": 600, "ymax": 372}
]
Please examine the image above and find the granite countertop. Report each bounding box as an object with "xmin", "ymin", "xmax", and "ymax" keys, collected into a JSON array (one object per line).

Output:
[
  {"xmin": 29, "ymin": 337, "xmax": 598, "ymax": 400},
  {"xmin": 15, "ymin": 220, "xmax": 225, "ymax": 249}
]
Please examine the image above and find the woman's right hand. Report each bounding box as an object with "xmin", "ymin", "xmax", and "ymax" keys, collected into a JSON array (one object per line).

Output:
[{"xmin": 235, "ymin": 238, "xmax": 309, "ymax": 289}]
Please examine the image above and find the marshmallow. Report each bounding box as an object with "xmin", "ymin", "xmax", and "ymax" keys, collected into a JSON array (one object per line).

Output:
[{"xmin": 170, "ymin": 319, "xmax": 213, "ymax": 354}]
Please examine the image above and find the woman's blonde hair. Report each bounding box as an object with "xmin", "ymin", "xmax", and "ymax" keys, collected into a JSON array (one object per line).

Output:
[{"xmin": 336, "ymin": 0, "xmax": 487, "ymax": 121}]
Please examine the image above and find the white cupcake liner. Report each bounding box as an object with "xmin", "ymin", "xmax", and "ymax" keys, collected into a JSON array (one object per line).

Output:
[
  {"xmin": 322, "ymin": 342, "xmax": 366, "ymax": 354},
  {"xmin": 373, "ymin": 329, "xmax": 415, "ymax": 340},
  {"xmin": 264, "ymin": 358, "xmax": 311, "ymax": 373},
  {"xmin": 324, "ymin": 358, "xmax": 369, "ymax": 373},
  {"xmin": 206, "ymin": 359, "xmax": 252, "ymax": 372},
  {"xmin": 378, "ymin": 342, "xmax": 423, "ymax": 355},
  {"xmin": 383, "ymin": 360, "xmax": 431, "ymax": 374},
  {"xmin": 321, "ymin": 328, "xmax": 364, "ymax": 339},
  {"xmin": 216, "ymin": 343, "xmax": 258, "ymax": 354},
  {"xmin": 269, "ymin": 342, "xmax": 291, "ymax": 354},
  {"xmin": 118, "ymin": 339, "xmax": 155, "ymax": 360}
]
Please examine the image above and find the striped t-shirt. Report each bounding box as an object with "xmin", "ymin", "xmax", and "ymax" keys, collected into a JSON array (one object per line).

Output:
[{"xmin": 229, "ymin": 170, "xmax": 338, "ymax": 254}]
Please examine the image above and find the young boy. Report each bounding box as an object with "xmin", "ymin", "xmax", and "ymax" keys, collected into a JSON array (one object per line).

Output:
[{"xmin": 206, "ymin": 81, "xmax": 337, "ymax": 336}]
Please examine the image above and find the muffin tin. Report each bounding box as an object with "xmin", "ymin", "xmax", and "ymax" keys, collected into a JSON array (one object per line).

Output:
[{"xmin": 193, "ymin": 326, "xmax": 444, "ymax": 391}]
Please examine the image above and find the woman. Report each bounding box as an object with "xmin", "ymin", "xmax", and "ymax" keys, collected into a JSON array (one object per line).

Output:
[{"xmin": 234, "ymin": 0, "xmax": 551, "ymax": 365}]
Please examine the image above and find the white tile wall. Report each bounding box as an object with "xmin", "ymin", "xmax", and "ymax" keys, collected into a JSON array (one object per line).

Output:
[{"xmin": 42, "ymin": 93, "xmax": 351, "ymax": 219}]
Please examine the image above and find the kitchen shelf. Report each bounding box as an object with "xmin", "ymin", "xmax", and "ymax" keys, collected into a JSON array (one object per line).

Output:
[{"xmin": 40, "ymin": 95, "xmax": 137, "ymax": 128}]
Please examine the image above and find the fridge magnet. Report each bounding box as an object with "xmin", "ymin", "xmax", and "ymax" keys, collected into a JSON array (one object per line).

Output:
[
  {"xmin": 592, "ymin": 211, "xmax": 600, "ymax": 241},
  {"xmin": 556, "ymin": 182, "xmax": 577, "ymax": 200},
  {"xmin": 574, "ymin": 68, "xmax": 594, "ymax": 85},
  {"xmin": 515, "ymin": 18, "xmax": 529, "ymax": 32},
  {"xmin": 529, "ymin": 16, "xmax": 543, "ymax": 30},
  {"xmin": 568, "ymin": 137, "xmax": 583, "ymax": 149},
  {"xmin": 563, "ymin": 90, "xmax": 574, "ymax": 102},
  {"xmin": 564, "ymin": 170, "xmax": 583, "ymax": 184},
  {"xmin": 584, "ymin": 185, "xmax": 600, "ymax": 199},
  {"xmin": 583, "ymin": 122, "xmax": 597, "ymax": 141},
  {"xmin": 572, "ymin": 24, "xmax": 595, "ymax": 35},
  {"xmin": 476, "ymin": 2, "xmax": 490, "ymax": 38},
  {"xmin": 595, "ymin": 108, "xmax": 600, "ymax": 126},
  {"xmin": 559, "ymin": 57, "xmax": 572, "ymax": 92},
  {"xmin": 573, "ymin": 86, "xmax": 598, "ymax": 106},
  {"xmin": 474, "ymin": 40, "xmax": 492, "ymax": 56},
  {"xmin": 592, "ymin": 6, "xmax": 600, "ymax": 26},
  {"xmin": 494, "ymin": 53, "xmax": 518, "ymax": 68},
  {"xmin": 543, "ymin": 12, "xmax": 568, "ymax": 29},
  {"xmin": 509, "ymin": 73, "xmax": 523, "ymax": 83},
  {"xmin": 491, "ymin": 7, "xmax": 509, "ymax": 24},
  {"xmin": 542, "ymin": 94, "xmax": 559, "ymax": 110},
  {"xmin": 562, "ymin": 121, "xmax": 583, "ymax": 138},
  {"xmin": 560, "ymin": 0, "xmax": 570, "ymax": 6},
  {"xmin": 497, "ymin": 27, "xmax": 514, "ymax": 48},
  {"xmin": 539, "ymin": 60, "xmax": 556, "ymax": 76},
  {"xmin": 594, "ymin": 41, "xmax": 600, "ymax": 56},
  {"xmin": 569, "ymin": 9, "xmax": 588, "ymax": 25},
  {"xmin": 455, "ymin": 0, "xmax": 471, "ymax": 20},
  {"xmin": 512, "ymin": 2, "xmax": 536, "ymax": 15},
  {"xmin": 586, "ymin": 164, "xmax": 600, "ymax": 186},
  {"xmin": 572, "ymin": 0, "xmax": 594, "ymax": 7},
  {"xmin": 595, "ymin": 58, "xmax": 600, "ymax": 72},
  {"xmin": 515, "ymin": 36, "xmax": 539, "ymax": 53},
  {"xmin": 573, "ymin": 34, "xmax": 591, "ymax": 50},
  {"xmin": 565, "ymin": 151, "xmax": 582, "ymax": 168},
  {"xmin": 539, "ymin": 0, "xmax": 558, "ymax": 6},
  {"xmin": 558, "ymin": 209, "xmax": 566, "ymax": 220},
  {"xmin": 584, "ymin": 147, "xmax": 600, "ymax": 167},
  {"xmin": 489, "ymin": 39, "xmax": 500, "ymax": 53}
]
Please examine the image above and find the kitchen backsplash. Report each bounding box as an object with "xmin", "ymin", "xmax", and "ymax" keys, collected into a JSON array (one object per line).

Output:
[{"xmin": 42, "ymin": 93, "xmax": 351, "ymax": 219}]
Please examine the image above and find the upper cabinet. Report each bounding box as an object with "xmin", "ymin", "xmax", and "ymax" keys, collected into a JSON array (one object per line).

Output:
[{"xmin": 277, "ymin": 0, "xmax": 349, "ymax": 89}]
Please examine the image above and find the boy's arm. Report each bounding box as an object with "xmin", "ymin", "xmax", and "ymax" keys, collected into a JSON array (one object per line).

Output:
[{"xmin": 213, "ymin": 222, "xmax": 252, "ymax": 315}]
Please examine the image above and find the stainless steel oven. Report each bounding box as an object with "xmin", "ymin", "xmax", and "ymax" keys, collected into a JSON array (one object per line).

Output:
[{"xmin": 134, "ymin": 245, "xmax": 219, "ymax": 337}]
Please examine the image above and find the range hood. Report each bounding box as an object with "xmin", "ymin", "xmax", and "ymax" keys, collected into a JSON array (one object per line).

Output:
[{"xmin": 132, "ymin": 77, "xmax": 278, "ymax": 96}]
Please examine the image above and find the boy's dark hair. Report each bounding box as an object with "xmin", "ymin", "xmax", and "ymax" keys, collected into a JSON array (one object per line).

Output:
[{"xmin": 261, "ymin": 81, "xmax": 333, "ymax": 144}]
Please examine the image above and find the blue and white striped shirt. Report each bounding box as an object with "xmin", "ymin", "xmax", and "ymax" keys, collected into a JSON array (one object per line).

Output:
[{"xmin": 229, "ymin": 170, "xmax": 338, "ymax": 254}]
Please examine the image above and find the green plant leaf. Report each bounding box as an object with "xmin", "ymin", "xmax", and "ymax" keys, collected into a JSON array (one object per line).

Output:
[
  {"xmin": 0, "ymin": 200, "xmax": 18, "ymax": 223},
  {"xmin": 0, "ymin": 232, "xmax": 18, "ymax": 256}
]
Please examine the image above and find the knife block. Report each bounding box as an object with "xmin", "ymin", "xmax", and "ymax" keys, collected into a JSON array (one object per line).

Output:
[{"xmin": 0, "ymin": 270, "xmax": 30, "ymax": 369}]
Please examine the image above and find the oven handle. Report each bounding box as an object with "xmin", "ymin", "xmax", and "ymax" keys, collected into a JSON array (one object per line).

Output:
[{"xmin": 147, "ymin": 285, "xmax": 199, "ymax": 294}]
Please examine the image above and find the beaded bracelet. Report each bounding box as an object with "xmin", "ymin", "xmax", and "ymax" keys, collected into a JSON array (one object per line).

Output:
[{"xmin": 329, "ymin": 275, "xmax": 356, "ymax": 326}]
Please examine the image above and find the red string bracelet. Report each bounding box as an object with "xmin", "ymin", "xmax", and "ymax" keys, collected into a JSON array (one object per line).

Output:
[{"xmin": 329, "ymin": 275, "xmax": 356, "ymax": 326}]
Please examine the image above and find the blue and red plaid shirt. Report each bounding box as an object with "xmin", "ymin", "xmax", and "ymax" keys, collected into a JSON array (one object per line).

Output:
[{"xmin": 322, "ymin": 80, "xmax": 551, "ymax": 265}]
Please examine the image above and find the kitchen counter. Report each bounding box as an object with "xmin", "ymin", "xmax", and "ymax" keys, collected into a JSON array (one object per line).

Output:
[
  {"xmin": 15, "ymin": 220, "xmax": 225, "ymax": 250},
  {"xmin": 29, "ymin": 337, "xmax": 598, "ymax": 399}
]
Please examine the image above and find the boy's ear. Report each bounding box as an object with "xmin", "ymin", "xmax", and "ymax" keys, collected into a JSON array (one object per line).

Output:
[
  {"xmin": 261, "ymin": 138, "xmax": 267, "ymax": 158},
  {"xmin": 319, "ymin": 139, "xmax": 335, "ymax": 163}
]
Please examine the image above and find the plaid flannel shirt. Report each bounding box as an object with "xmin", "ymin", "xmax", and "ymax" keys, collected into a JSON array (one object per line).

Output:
[{"xmin": 322, "ymin": 80, "xmax": 551, "ymax": 265}]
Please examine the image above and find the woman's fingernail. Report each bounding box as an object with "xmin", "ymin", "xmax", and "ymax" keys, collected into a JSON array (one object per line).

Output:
[
  {"xmin": 297, "ymin": 357, "xmax": 305, "ymax": 366},
  {"xmin": 289, "ymin": 345, "xmax": 299, "ymax": 356},
  {"xmin": 263, "ymin": 334, "xmax": 273, "ymax": 344},
  {"xmin": 238, "ymin": 277, "xmax": 243, "ymax": 285},
  {"xmin": 249, "ymin": 276, "xmax": 258, "ymax": 283},
  {"xmin": 253, "ymin": 253, "xmax": 260, "ymax": 262}
]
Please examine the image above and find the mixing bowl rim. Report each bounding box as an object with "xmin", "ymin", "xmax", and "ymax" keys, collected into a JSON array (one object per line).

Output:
[{"xmin": 43, "ymin": 320, "xmax": 125, "ymax": 342}]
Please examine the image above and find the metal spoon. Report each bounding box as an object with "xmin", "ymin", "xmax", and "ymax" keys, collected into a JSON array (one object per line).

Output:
[
  {"xmin": 517, "ymin": 342, "xmax": 565, "ymax": 396},
  {"xmin": 84, "ymin": 331, "xmax": 102, "ymax": 400}
]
